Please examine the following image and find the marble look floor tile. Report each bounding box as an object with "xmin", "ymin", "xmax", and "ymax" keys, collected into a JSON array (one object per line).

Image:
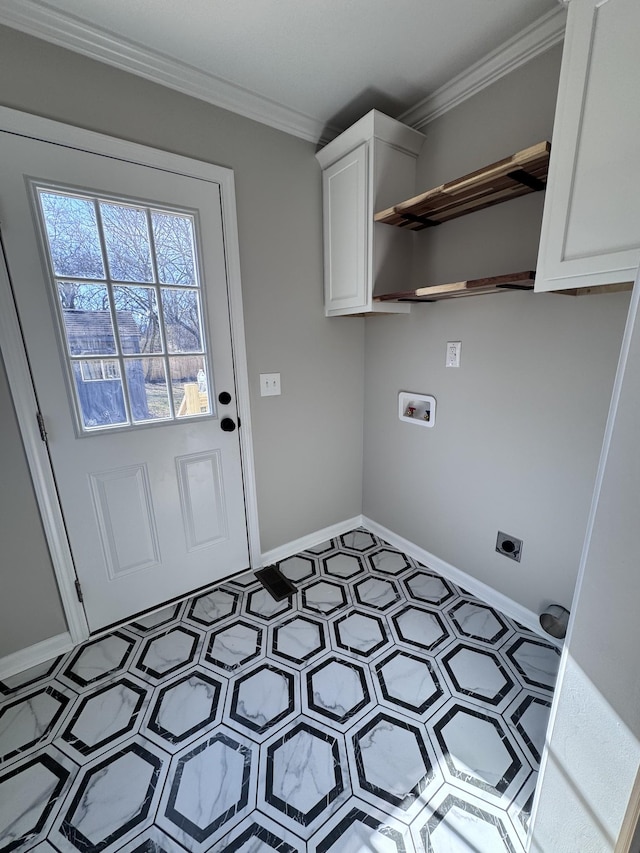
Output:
[
  {"xmin": 431, "ymin": 702, "xmax": 528, "ymax": 803},
  {"xmin": 403, "ymin": 571, "xmax": 456, "ymax": 608},
  {"xmin": 258, "ymin": 717, "xmax": 351, "ymax": 840},
  {"xmin": 271, "ymin": 616, "xmax": 326, "ymax": 667},
  {"xmin": 301, "ymin": 580, "xmax": 349, "ymax": 618},
  {"xmin": 0, "ymin": 684, "xmax": 73, "ymax": 766},
  {"xmin": 58, "ymin": 675, "xmax": 150, "ymax": 761},
  {"xmin": 143, "ymin": 669, "xmax": 225, "ymax": 752},
  {"xmin": 206, "ymin": 812, "xmax": 304, "ymax": 852},
  {"xmin": 277, "ymin": 555, "xmax": 317, "ymax": 583},
  {"xmin": 203, "ymin": 621, "xmax": 264, "ymax": 673},
  {"xmin": 414, "ymin": 787, "xmax": 524, "ymax": 853},
  {"xmin": 348, "ymin": 710, "xmax": 441, "ymax": 820},
  {"xmin": 0, "ymin": 747, "xmax": 77, "ymax": 853},
  {"xmin": 505, "ymin": 638, "xmax": 560, "ymax": 692},
  {"xmin": 374, "ymin": 649, "xmax": 449, "ymax": 719},
  {"xmin": 304, "ymin": 655, "xmax": 374, "ymax": 729},
  {"xmin": 447, "ymin": 599, "xmax": 512, "ymax": 646},
  {"xmin": 60, "ymin": 632, "xmax": 138, "ymax": 691},
  {"xmin": 185, "ymin": 589, "xmax": 239, "ymax": 628},
  {"xmin": 332, "ymin": 611, "xmax": 389, "ymax": 658},
  {"xmin": 0, "ymin": 658, "xmax": 62, "ymax": 697},
  {"xmin": 157, "ymin": 726, "xmax": 257, "ymax": 851},
  {"xmin": 227, "ymin": 663, "xmax": 297, "ymax": 739},
  {"xmin": 367, "ymin": 548, "xmax": 412, "ymax": 576},
  {"xmin": 51, "ymin": 738, "xmax": 166, "ymax": 853},
  {"xmin": 308, "ymin": 798, "xmax": 417, "ymax": 852},
  {"xmin": 1, "ymin": 526, "xmax": 559, "ymax": 853}
]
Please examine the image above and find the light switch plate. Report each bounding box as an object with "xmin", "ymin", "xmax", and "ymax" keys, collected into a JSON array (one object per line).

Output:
[{"xmin": 260, "ymin": 373, "xmax": 281, "ymax": 396}]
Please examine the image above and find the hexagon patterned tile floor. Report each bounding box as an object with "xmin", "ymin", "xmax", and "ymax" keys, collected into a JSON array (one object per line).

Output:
[{"xmin": 0, "ymin": 529, "xmax": 560, "ymax": 852}]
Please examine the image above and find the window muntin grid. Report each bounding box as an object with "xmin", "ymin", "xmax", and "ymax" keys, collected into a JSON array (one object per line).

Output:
[{"xmin": 35, "ymin": 187, "xmax": 214, "ymax": 433}]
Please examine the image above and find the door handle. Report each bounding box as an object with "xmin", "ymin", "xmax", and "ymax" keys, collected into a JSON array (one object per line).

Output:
[{"xmin": 220, "ymin": 417, "xmax": 236, "ymax": 432}]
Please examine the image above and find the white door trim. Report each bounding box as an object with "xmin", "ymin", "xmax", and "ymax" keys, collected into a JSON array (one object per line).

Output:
[{"xmin": 0, "ymin": 105, "xmax": 261, "ymax": 645}]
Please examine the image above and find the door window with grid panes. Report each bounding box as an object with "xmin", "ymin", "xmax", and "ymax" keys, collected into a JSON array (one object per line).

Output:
[{"xmin": 35, "ymin": 187, "xmax": 214, "ymax": 431}]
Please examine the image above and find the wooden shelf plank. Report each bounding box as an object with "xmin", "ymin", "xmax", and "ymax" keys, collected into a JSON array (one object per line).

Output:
[
  {"xmin": 375, "ymin": 142, "xmax": 551, "ymax": 230},
  {"xmin": 374, "ymin": 271, "xmax": 536, "ymax": 302}
]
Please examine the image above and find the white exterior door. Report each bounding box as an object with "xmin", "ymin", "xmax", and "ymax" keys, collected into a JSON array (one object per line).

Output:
[{"xmin": 0, "ymin": 128, "xmax": 250, "ymax": 633}]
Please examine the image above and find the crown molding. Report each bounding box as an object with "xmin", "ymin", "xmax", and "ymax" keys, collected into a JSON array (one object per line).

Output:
[
  {"xmin": 399, "ymin": 6, "xmax": 567, "ymax": 131},
  {"xmin": 0, "ymin": 0, "xmax": 339, "ymax": 144},
  {"xmin": 0, "ymin": 1, "xmax": 565, "ymax": 144}
]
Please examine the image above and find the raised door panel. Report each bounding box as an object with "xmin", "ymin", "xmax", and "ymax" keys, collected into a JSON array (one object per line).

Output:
[
  {"xmin": 535, "ymin": 0, "xmax": 640, "ymax": 292},
  {"xmin": 322, "ymin": 143, "xmax": 369, "ymax": 314}
]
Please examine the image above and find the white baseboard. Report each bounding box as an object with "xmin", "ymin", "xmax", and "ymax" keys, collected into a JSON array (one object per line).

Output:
[
  {"xmin": 261, "ymin": 515, "xmax": 364, "ymax": 566},
  {"xmin": 0, "ymin": 632, "xmax": 74, "ymax": 681},
  {"xmin": 362, "ymin": 516, "xmax": 558, "ymax": 645}
]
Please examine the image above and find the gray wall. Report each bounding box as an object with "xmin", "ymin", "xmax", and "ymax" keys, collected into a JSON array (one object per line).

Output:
[
  {"xmin": 0, "ymin": 25, "xmax": 364, "ymax": 654},
  {"xmin": 362, "ymin": 46, "xmax": 630, "ymax": 614},
  {"xmin": 0, "ymin": 355, "xmax": 66, "ymax": 657}
]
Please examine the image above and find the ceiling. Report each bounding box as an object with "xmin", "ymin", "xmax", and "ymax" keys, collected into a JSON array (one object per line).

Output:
[{"xmin": 0, "ymin": 0, "xmax": 565, "ymax": 143}]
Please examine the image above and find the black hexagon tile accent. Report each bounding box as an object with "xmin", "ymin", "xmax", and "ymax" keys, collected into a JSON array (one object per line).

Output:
[
  {"xmin": 264, "ymin": 721, "xmax": 345, "ymax": 828},
  {"xmin": 333, "ymin": 611, "xmax": 389, "ymax": 658},
  {"xmin": 186, "ymin": 588, "xmax": 239, "ymax": 627},
  {"xmin": 0, "ymin": 685, "xmax": 71, "ymax": 764},
  {"xmin": 162, "ymin": 730, "xmax": 254, "ymax": 846},
  {"xmin": 310, "ymin": 802, "xmax": 411, "ymax": 852},
  {"xmin": 353, "ymin": 576, "xmax": 402, "ymax": 612},
  {"xmin": 0, "ymin": 748, "xmax": 75, "ymax": 850},
  {"xmin": 0, "ymin": 657, "xmax": 62, "ymax": 696},
  {"xmin": 244, "ymin": 588, "xmax": 293, "ymax": 622},
  {"xmin": 375, "ymin": 649, "xmax": 445, "ymax": 715},
  {"xmin": 271, "ymin": 616, "xmax": 326, "ymax": 665},
  {"xmin": 392, "ymin": 605, "xmax": 449, "ymax": 652},
  {"xmin": 62, "ymin": 631, "xmax": 136, "ymax": 689},
  {"xmin": 207, "ymin": 814, "xmax": 303, "ymax": 852},
  {"xmin": 510, "ymin": 694, "xmax": 552, "ymax": 764},
  {"xmin": 420, "ymin": 792, "xmax": 519, "ymax": 853},
  {"xmin": 322, "ymin": 553, "xmax": 365, "ymax": 580},
  {"xmin": 58, "ymin": 741, "xmax": 163, "ymax": 852},
  {"xmin": 340, "ymin": 530, "xmax": 378, "ymax": 552},
  {"xmin": 305, "ymin": 656, "xmax": 371, "ymax": 725},
  {"xmin": 60, "ymin": 677, "xmax": 148, "ymax": 757},
  {"xmin": 146, "ymin": 670, "xmax": 223, "ymax": 746},
  {"xmin": 506, "ymin": 637, "xmax": 560, "ymax": 692},
  {"xmin": 205, "ymin": 620, "xmax": 263, "ymax": 672},
  {"xmin": 441, "ymin": 644, "xmax": 516, "ymax": 707},
  {"xmin": 352, "ymin": 711, "xmax": 435, "ymax": 811},
  {"xmin": 432, "ymin": 704, "xmax": 524, "ymax": 797},
  {"xmin": 301, "ymin": 580, "xmax": 348, "ymax": 617},
  {"xmin": 278, "ymin": 555, "xmax": 316, "ymax": 583},
  {"xmin": 448, "ymin": 600, "xmax": 510, "ymax": 645},
  {"xmin": 135, "ymin": 627, "xmax": 201, "ymax": 681},
  {"xmin": 404, "ymin": 570, "xmax": 455, "ymax": 607},
  {"xmin": 229, "ymin": 663, "xmax": 296, "ymax": 736},
  {"xmin": 130, "ymin": 603, "xmax": 183, "ymax": 634},
  {"xmin": 367, "ymin": 548, "xmax": 411, "ymax": 576}
]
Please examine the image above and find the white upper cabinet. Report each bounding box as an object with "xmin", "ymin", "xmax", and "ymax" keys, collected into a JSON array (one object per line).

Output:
[
  {"xmin": 316, "ymin": 110, "xmax": 424, "ymax": 316},
  {"xmin": 535, "ymin": 0, "xmax": 640, "ymax": 292}
]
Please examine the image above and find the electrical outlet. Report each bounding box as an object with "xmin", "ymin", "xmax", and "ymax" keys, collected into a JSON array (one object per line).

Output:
[
  {"xmin": 260, "ymin": 373, "xmax": 281, "ymax": 396},
  {"xmin": 446, "ymin": 341, "xmax": 461, "ymax": 367},
  {"xmin": 496, "ymin": 531, "xmax": 523, "ymax": 562}
]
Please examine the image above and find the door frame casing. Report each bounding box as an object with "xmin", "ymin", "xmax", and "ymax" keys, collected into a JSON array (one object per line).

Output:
[{"xmin": 0, "ymin": 105, "xmax": 261, "ymax": 646}]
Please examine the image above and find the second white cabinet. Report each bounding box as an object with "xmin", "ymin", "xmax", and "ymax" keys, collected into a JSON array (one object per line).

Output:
[
  {"xmin": 535, "ymin": 0, "xmax": 640, "ymax": 292},
  {"xmin": 316, "ymin": 110, "xmax": 424, "ymax": 316}
]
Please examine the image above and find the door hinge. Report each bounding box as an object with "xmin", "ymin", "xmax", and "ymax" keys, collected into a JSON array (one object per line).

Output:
[
  {"xmin": 36, "ymin": 411, "xmax": 48, "ymax": 443},
  {"xmin": 74, "ymin": 579, "xmax": 84, "ymax": 604}
]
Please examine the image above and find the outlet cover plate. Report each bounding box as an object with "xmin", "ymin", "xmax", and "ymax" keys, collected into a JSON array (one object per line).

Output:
[
  {"xmin": 446, "ymin": 341, "xmax": 461, "ymax": 368},
  {"xmin": 496, "ymin": 531, "xmax": 523, "ymax": 562}
]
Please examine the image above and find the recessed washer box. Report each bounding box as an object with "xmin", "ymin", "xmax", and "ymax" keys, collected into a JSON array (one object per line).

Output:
[{"xmin": 398, "ymin": 392, "xmax": 436, "ymax": 427}]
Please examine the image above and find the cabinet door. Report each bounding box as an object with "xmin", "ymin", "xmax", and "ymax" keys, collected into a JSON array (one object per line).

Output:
[
  {"xmin": 322, "ymin": 143, "xmax": 369, "ymax": 314},
  {"xmin": 535, "ymin": 0, "xmax": 640, "ymax": 292}
]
